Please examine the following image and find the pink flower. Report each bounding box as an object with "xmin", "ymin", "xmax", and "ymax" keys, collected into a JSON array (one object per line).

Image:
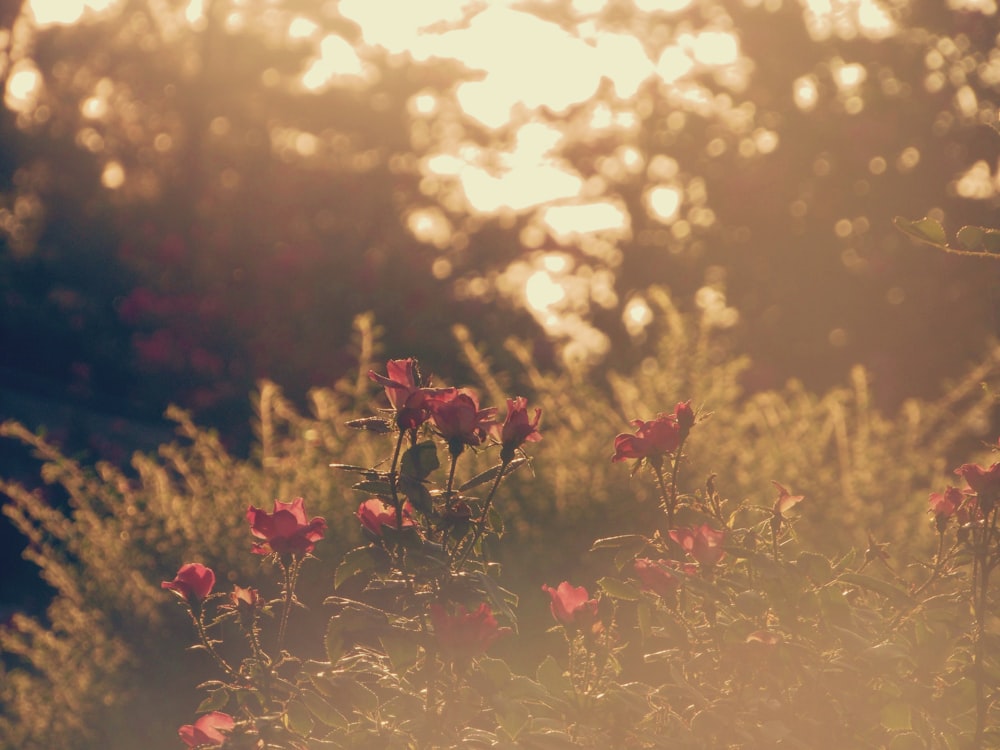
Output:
[
  {"xmin": 368, "ymin": 358, "xmax": 434, "ymax": 430},
  {"xmin": 161, "ymin": 563, "xmax": 215, "ymax": 605},
  {"xmin": 356, "ymin": 498, "xmax": 416, "ymax": 536},
  {"xmin": 178, "ymin": 711, "xmax": 234, "ymax": 748},
  {"xmin": 542, "ymin": 582, "xmax": 600, "ymax": 630},
  {"xmin": 956, "ymin": 462, "xmax": 1000, "ymax": 513},
  {"xmin": 494, "ymin": 397, "xmax": 542, "ymax": 461},
  {"xmin": 669, "ymin": 524, "xmax": 727, "ymax": 566},
  {"xmin": 246, "ymin": 497, "xmax": 327, "ymax": 556},
  {"xmin": 430, "ymin": 602, "xmax": 509, "ymax": 662},
  {"xmin": 633, "ymin": 558, "xmax": 692, "ymax": 597},
  {"xmin": 929, "ymin": 486, "xmax": 964, "ymax": 520},
  {"xmin": 674, "ymin": 400, "xmax": 695, "ymax": 439},
  {"xmin": 222, "ymin": 585, "xmax": 263, "ymax": 625},
  {"xmin": 429, "ymin": 388, "xmax": 497, "ymax": 453},
  {"xmin": 612, "ymin": 403, "xmax": 692, "ymax": 465}
]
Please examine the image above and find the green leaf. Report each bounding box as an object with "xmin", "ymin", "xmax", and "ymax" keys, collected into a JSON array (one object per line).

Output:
[
  {"xmin": 400, "ymin": 441, "xmax": 439, "ymax": 480},
  {"xmin": 473, "ymin": 572, "xmax": 518, "ymax": 625},
  {"xmin": 536, "ymin": 654, "xmax": 572, "ymax": 695},
  {"xmin": 494, "ymin": 696, "xmax": 531, "ymax": 740},
  {"xmin": 459, "ymin": 457, "xmax": 526, "ymax": 491},
  {"xmin": 880, "ymin": 700, "xmax": 913, "ymax": 731},
  {"xmin": 325, "ymin": 616, "xmax": 346, "ymax": 664},
  {"xmin": 284, "ymin": 698, "xmax": 314, "ymax": 737},
  {"xmin": 957, "ymin": 225, "xmax": 985, "ymax": 250},
  {"xmin": 398, "ymin": 474, "xmax": 433, "ymax": 514},
  {"xmin": 380, "ymin": 628, "xmax": 421, "ymax": 673},
  {"xmin": 351, "ymin": 480, "xmax": 394, "ymax": 498},
  {"xmin": 796, "ymin": 551, "xmax": 834, "ymax": 584},
  {"xmin": 679, "ymin": 572, "xmax": 729, "ymax": 602},
  {"xmin": 636, "ymin": 600, "xmax": 651, "ymax": 642},
  {"xmin": 598, "ymin": 576, "xmax": 641, "ymax": 601},
  {"xmin": 894, "ymin": 216, "xmax": 947, "ymax": 248},
  {"xmin": 329, "ymin": 463, "xmax": 379, "ymax": 477},
  {"xmin": 477, "ymin": 656, "xmax": 513, "ymax": 688},
  {"xmin": 300, "ymin": 690, "xmax": 348, "ymax": 728},
  {"xmin": 196, "ymin": 688, "xmax": 230, "ymax": 714},
  {"xmin": 344, "ymin": 416, "xmax": 393, "ymax": 434},
  {"xmin": 334, "ymin": 545, "xmax": 380, "ymax": 589},
  {"xmin": 590, "ymin": 534, "xmax": 647, "ymax": 551},
  {"xmin": 983, "ymin": 229, "xmax": 1000, "ymax": 253},
  {"xmin": 839, "ymin": 572, "xmax": 913, "ymax": 607}
]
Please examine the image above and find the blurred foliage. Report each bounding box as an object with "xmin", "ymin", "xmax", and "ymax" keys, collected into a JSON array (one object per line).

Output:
[
  {"xmin": 2, "ymin": 0, "xmax": 1000, "ymax": 432},
  {"xmin": 2, "ymin": 301, "xmax": 999, "ymax": 748}
]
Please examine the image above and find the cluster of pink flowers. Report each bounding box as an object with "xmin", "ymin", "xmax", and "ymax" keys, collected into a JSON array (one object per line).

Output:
[
  {"xmin": 162, "ymin": 495, "xmax": 330, "ymax": 745},
  {"xmin": 367, "ymin": 359, "xmax": 541, "ymax": 457},
  {"xmin": 928, "ymin": 456, "xmax": 1000, "ymax": 530},
  {"xmin": 612, "ymin": 401, "xmax": 694, "ymax": 466}
]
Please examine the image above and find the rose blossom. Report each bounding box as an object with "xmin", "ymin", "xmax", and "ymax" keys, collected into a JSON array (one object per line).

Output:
[
  {"xmin": 542, "ymin": 581, "xmax": 600, "ymax": 631},
  {"xmin": 612, "ymin": 402, "xmax": 693, "ymax": 466},
  {"xmin": 955, "ymin": 461, "xmax": 1000, "ymax": 513},
  {"xmin": 356, "ymin": 498, "xmax": 416, "ymax": 536},
  {"xmin": 368, "ymin": 358, "xmax": 437, "ymax": 430},
  {"xmin": 178, "ymin": 711, "xmax": 234, "ymax": 748},
  {"xmin": 633, "ymin": 558, "xmax": 692, "ymax": 598},
  {"xmin": 246, "ymin": 497, "xmax": 327, "ymax": 556},
  {"xmin": 669, "ymin": 524, "xmax": 727, "ymax": 566},
  {"xmin": 494, "ymin": 397, "xmax": 542, "ymax": 462},
  {"xmin": 429, "ymin": 388, "xmax": 497, "ymax": 453},
  {"xmin": 161, "ymin": 563, "xmax": 215, "ymax": 605},
  {"xmin": 430, "ymin": 602, "xmax": 509, "ymax": 662}
]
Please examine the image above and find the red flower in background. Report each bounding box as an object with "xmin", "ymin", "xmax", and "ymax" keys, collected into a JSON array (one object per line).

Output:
[
  {"xmin": 633, "ymin": 558, "xmax": 692, "ymax": 598},
  {"xmin": 178, "ymin": 711, "xmax": 234, "ymax": 748},
  {"xmin": 161, "ymin": 563, "xmax": 215, "ymax": 605},
  {"xmin": 495, "ymin": 397, "xmax": 542, "ymax": 461},
  {"xmin": 356, "ymin": 498, "xmax": 416, "ymax": 536},
  {"xmin": 542, "ymin": 581, "xmax": 600, "ymax": 631},
  {"xmin": 429, "ymin": 388, "xmax": 496, "ymax": 452},
  {"xmin": 612, "ymin": 402, "xmax": 693, "ymax": 466},
  {"xmin": 670, "ymin": 524, "xmax": 727, "ymax": 566},
  {"xmin": 246, "ymin": 497, "xmax": 327, "ymax": 556},
  {"xmin": 929, "ymin": 486, "xmax": 965, "ymax": 523},
  {"xmin": 430, "ymin": 602, "xmax": 509, "ymax": 662},
  {"xmin": 955, "ymin": 461, "xmax": 1000, "ymax": 513}
]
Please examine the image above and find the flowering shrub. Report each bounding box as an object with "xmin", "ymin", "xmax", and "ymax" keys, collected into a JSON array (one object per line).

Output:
[
  {"xmin": 4, "ymin": 308, "xmax": 1000, "ymax": 749},
  {"xmin": 151, "ymin": 355, "xmax": 1000, "ymax": 750}
]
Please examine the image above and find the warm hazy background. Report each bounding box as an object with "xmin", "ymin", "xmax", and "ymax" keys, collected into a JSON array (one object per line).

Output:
[{"xmin": 2, "ymin": 0, "xmax": 1000, "ymax": 606}]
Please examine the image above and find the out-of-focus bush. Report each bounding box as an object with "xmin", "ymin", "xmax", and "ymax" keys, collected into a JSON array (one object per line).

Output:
[{"xmin": 2, "ymin": 296, "xmax": 998, "ymax": 749}]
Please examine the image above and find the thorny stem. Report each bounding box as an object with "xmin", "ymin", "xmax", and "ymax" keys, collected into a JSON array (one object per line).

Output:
[
  {"xmin": 276, "ymin": 556, "xmax": 301, "ymax": 653},
  {"xmin": 191, "ymin": 607, "xmax": 237, "ymax": 680},
  {"xmin": 444, "ymin": 451, "xmax": 460, "ymax": 515},
  {"xmin": 652, "ymin": 439, "xmax": 687, "ymax": 529},
  {"xmin": 455, "ymin": 458, "xmax": 509, "ymax": 568},
  {"xmin": 390, "ymin": 429, "xmax": 407, "ymax": 531}
]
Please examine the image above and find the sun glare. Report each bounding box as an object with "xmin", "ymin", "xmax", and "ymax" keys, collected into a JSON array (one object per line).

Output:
[
  {"xmin": 29, "ymin": 0, "xmax": 118, "ymax": 27},
  {"xmin": 5, "ymin": 63, "xmax": 42, "ymax": 114}
]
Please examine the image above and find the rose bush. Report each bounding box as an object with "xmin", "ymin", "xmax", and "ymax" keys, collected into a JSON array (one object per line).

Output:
[
  {"xmin": 152, "ymin": 355, "xmax": 1000, "ymax": 749},
  {"xmin": 6, "ymin": 316, "xmax": 1000, "ymax": 749}
]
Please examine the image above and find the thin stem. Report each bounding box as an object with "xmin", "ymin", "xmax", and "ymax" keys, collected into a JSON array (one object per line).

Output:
[
  {"xmin": 389, "ymin": 429, "xmax": 407, "ymax": 531},
  {"xmin": 455, "ymin": 458, "xmax": 509, "ymax": 568},
  {"xmin": 191, "ymin": 607, "xmax": 237, "ymax": 680},
  {"xmin": 444, "ymin": 451, "xmax": 460, "ymax": 514},
  {"xmin": 276, "ymin": 556, "xmax": 300, "ymax": 652}
]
